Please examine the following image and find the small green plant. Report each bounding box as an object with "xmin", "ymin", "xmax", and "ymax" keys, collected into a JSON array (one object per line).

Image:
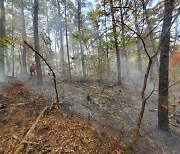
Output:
[{"xmin": 0, "ymin": 36, "xmax": 11, "ymax": 49}]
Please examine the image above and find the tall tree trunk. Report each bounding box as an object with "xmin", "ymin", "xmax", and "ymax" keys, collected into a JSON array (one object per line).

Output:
[
  {"xmin": 110, "ymin": 0, "xmax": 121, "ymax": 84},
  {"xmin": 21, "ymin": 0, "xmax": 27, "ymax": 76},
  {"xmin": 158, "ymin": 0, "xmax": 174, "ymax": 131},
  {"xmin": 54, "ymin": 30, "xmax": 59, "ymax": 67},
  {"xmin": 134, "ymin": 2, "xmax": 142, "ymax": 74},
  {"xmin": 18, "ymin": 44, "xmax": 22, "ymax": 70},
  {"xmin": 65, "ymin": 0, "xmax": 71, "ymax": 80},
  {"xmin": 173, "ymin": 19, "xmax": 178, "ymax": 46},
  {"xmin": 45, "ymin": 1, "xmax": 52, "ymax": 54},
  {"xmin": 5, "ymin": 50, "xmax": 10, "ymax": 74},
  {"xmin": 141, "ymin": 0, "xmax": 159, "ymax": 81},
  {"xmin": 0, "ymin": 0, "xmax": 5, "ymax": 82},
  {"xmin": 78, "ymin": 0, "xmax": 86, "ymax": 79},
  {"xmin": 136, "ymin": 36, "xmax": 143, "ymax": 73},
  {"xmin": 95, "ymin": 20, "xmax": 102, "ymax": 81},
  {"xmin": 57, "ymin": 0, "xmax": 65, "ymax": 75},
  {"xmin": 46, "ymin": 2, "xmax": 50, "ymax": 38},
  {"xmin": 11, "ymin": 3, "xmax": 15, "ymax": 77},
  {"xmin": 33, "ymin": 0, "xmax": 43, "ymax": 85},
  {"xmin": 60, "ymin": 30, "xmax": 65, "ymax": 75},
  {"xmin": 103, "ymin": 0, "xmax": 110, "ymax": 78},
  {"xmin": 18, "ymin": 46, "xmax": 22, "ymax": 77},
  {"xmin": 119, "ymin": 0, "xmax": 130, "ymax": 77}
]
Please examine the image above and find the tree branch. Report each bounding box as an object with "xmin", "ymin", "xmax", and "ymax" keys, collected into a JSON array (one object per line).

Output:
[
  {"xmin": 144, "ymin": 85, "xmax": 155, "ymax": 102},
  {"xmin": 113, "ymin": 6, "xmax": 135, "ymax": 11},
  {"xmin": 24, "ymin": 40, "xmax": 59, "ymax": 103},
  {"xmin": 144, "ymin": 7, "xmax": 180, "ymax": 40},
  {"xmin": 121, "ymin": 22, "xmax": 151, "ymax": 60},
  {"xmin": 155, "ymin": 79, "xmax": 180, "ymax": 91}
]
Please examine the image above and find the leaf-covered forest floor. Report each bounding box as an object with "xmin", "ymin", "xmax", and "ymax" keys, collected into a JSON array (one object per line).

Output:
[{"xmin": 0, "ymin": 76, "xmax": 179, "ymax": 154}]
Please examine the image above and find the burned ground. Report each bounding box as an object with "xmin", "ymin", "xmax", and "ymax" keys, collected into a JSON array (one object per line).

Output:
[
  {"xmin": 0, "ymin": 81, "xmax": 125, "ymax": 153},
  {"xmin": 0, "ymin": 79, "xmax": 179, "ymax": 154}
]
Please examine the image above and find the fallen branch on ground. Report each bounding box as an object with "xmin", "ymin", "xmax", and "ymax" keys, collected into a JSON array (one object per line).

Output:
[{"xmin": 14, "ymin": 106, "xmax": 49, "ymax": 154}]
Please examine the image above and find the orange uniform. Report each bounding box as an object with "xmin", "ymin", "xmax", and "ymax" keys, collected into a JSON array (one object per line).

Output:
[
  {"xmin": 29, "ymin": 64, "xmax": 36, "ymax": 76},
  {"xmin": 29, "ymin": 65, "xmax": 36, "ymax": 71}
]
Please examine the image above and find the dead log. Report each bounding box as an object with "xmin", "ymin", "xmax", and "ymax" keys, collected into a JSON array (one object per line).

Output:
[{"xmin": 14, "ymin": 106, "xmax": 49, "ymax": 154}]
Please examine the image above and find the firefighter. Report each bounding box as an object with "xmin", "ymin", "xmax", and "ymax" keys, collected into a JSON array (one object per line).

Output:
[{"xmin": 29, "ymin": 63, "xmax": 36, "ymax": 76}]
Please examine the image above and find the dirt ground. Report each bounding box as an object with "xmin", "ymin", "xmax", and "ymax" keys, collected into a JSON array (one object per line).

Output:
[
  {"xmin": 0, "ymin": 77, "xmax": 179, "ymax": 154},
  {"xmin": 0, "ymin": 81, "xmax": 126, "ymax": 153},
  {"xmin": 54, "ymin": 78, "xmax": 180, "ymax": 154}
]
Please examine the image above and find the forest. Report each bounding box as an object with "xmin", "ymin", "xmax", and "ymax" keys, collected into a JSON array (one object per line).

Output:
[{"xmin": 0, "ymin": 0, "xmax": 180, "ymax": 153}]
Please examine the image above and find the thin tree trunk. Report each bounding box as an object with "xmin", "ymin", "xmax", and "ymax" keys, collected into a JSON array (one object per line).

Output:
[
  {"xmin": 33, "ymin": 0, "xmax": 43, "ymax": 85},
  {"xmin": 5, "ymin": 50, "xmax": 10, "ymax": 74},
  {"xmin": 18, "ymin": 45, "xmax": 22, "ymax": 72},
  {"xmin": 110, "ymin": 0, "xmax": 121, "ymax": 84},
  {"xmin": 78, "ymin": 0, "xmax": 86, "ymax": 79},
  {"xmin": 11, "ymin": 3, "xmax": 15, "ymax": 77},
  {"xmin": 46, "ymin": 2, "xmax": 50, "ymax": 38},
  {"xmin": 141, "ymin": 0, "xmax": 159, "ymax": 81},
  {"xmin": 136, "ymin": 38, "xmax": 143, "ymax": 73},
  {"xmin": 133, "ymin": 60, "xmax": 152, "ymax": 142},
  {"xmin": 103, "ymin": 0, "xmax": 110, "ymax": 78},
  {"xmin": 0, "ymin": 0, "xmax": 5, "ymax": 82},
  {"xmin": 54, "ymin": 30, "xmax": 58, "ymax": 67},
  {"xmin": 65, "ymin": 0, "xmax": 71, "ymax": 80},
  {"xmin": 21, "ymin": 0, "xmax": 27, "ymax": 76},
  {"xmin": 45, "ymin": 1, "xmax": 52, "ymax": 54},
  {"xmin": 134, "ymin": 2, "xmax": 142, "ymax": 74},
  {"xmin": 158, "ymin": 0, "xmax": 174, "ymax": 131},
  {"xmin": 173, "ymin": 19, "xmax": 178, "ymax": 46},
  {"xmin": 95, "ymin": 20, "xmax": 102, "ymax": 81},
  {"xmin": 119, "ymin": 0, "xmax": 130, "ymax": 77},
  {"xmin": 60, "ymin": 30, "xmax": 65, "ymax": 74},
  {"xmin": 17, "ymin": 46, "xmax": 22, "ymax": 77},
  {"xmin": 57, "ymin": 0, "xmax": 65, "ymax": 76}
]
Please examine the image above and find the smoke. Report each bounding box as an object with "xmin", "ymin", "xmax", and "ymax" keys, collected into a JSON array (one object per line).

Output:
[
  {"xmin": 0, "ymin": 75, "xmax": 5, "ymax": 82},
  {"xmin": 123, "ymin": 66, "xmax": 156, "ymax": 92},
  {"xmin": 0, "ymin": 68, "xmax": 5, "ymax": 82}
]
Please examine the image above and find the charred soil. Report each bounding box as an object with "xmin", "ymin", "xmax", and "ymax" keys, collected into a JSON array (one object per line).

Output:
[
  {"xmin": 0, "ymin": 81, "xmax": 125, "ymax": 154},
  {"xmin": 0, "ymin": 78, "xmax": 179, "ymax": 154}
]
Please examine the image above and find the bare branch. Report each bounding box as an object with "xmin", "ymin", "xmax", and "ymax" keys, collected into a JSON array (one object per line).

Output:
[
  {"xmin": 144, "ymin": 84, "xmax": 155, "ymax": 102},
  {"xmin": 144, "ymin": 7, "xmax": 180, "ymax": 39},
  {"xmin": 113, "ymin": 6, "xmax": 135, "ymax": 11},
  {"xmin": 121, "ymin": 22, "xmax": 151, "ymax": 60},
  {"xmin": 155, "ymin": 80, "xmax": 180, "ymax": 91},
  {"xmin": 24, "ymin": 40, "xmax": 59, "ymax": 103}
]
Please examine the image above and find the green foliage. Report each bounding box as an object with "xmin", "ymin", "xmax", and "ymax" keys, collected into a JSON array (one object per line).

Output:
[
  {"xmin": 72, "ymin": 33, "xmax": 80, "ymax": 40},
  {"xmin": 72, "ymin": 33, "xmax": 90, "ymax": 44},
  {"xmin": 83, "ymin": 35, "xmax": 90, "ymax": 43},
  {"xmin": 0, "ymin": 36, "xmax": 11, "ymax": 49}
]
